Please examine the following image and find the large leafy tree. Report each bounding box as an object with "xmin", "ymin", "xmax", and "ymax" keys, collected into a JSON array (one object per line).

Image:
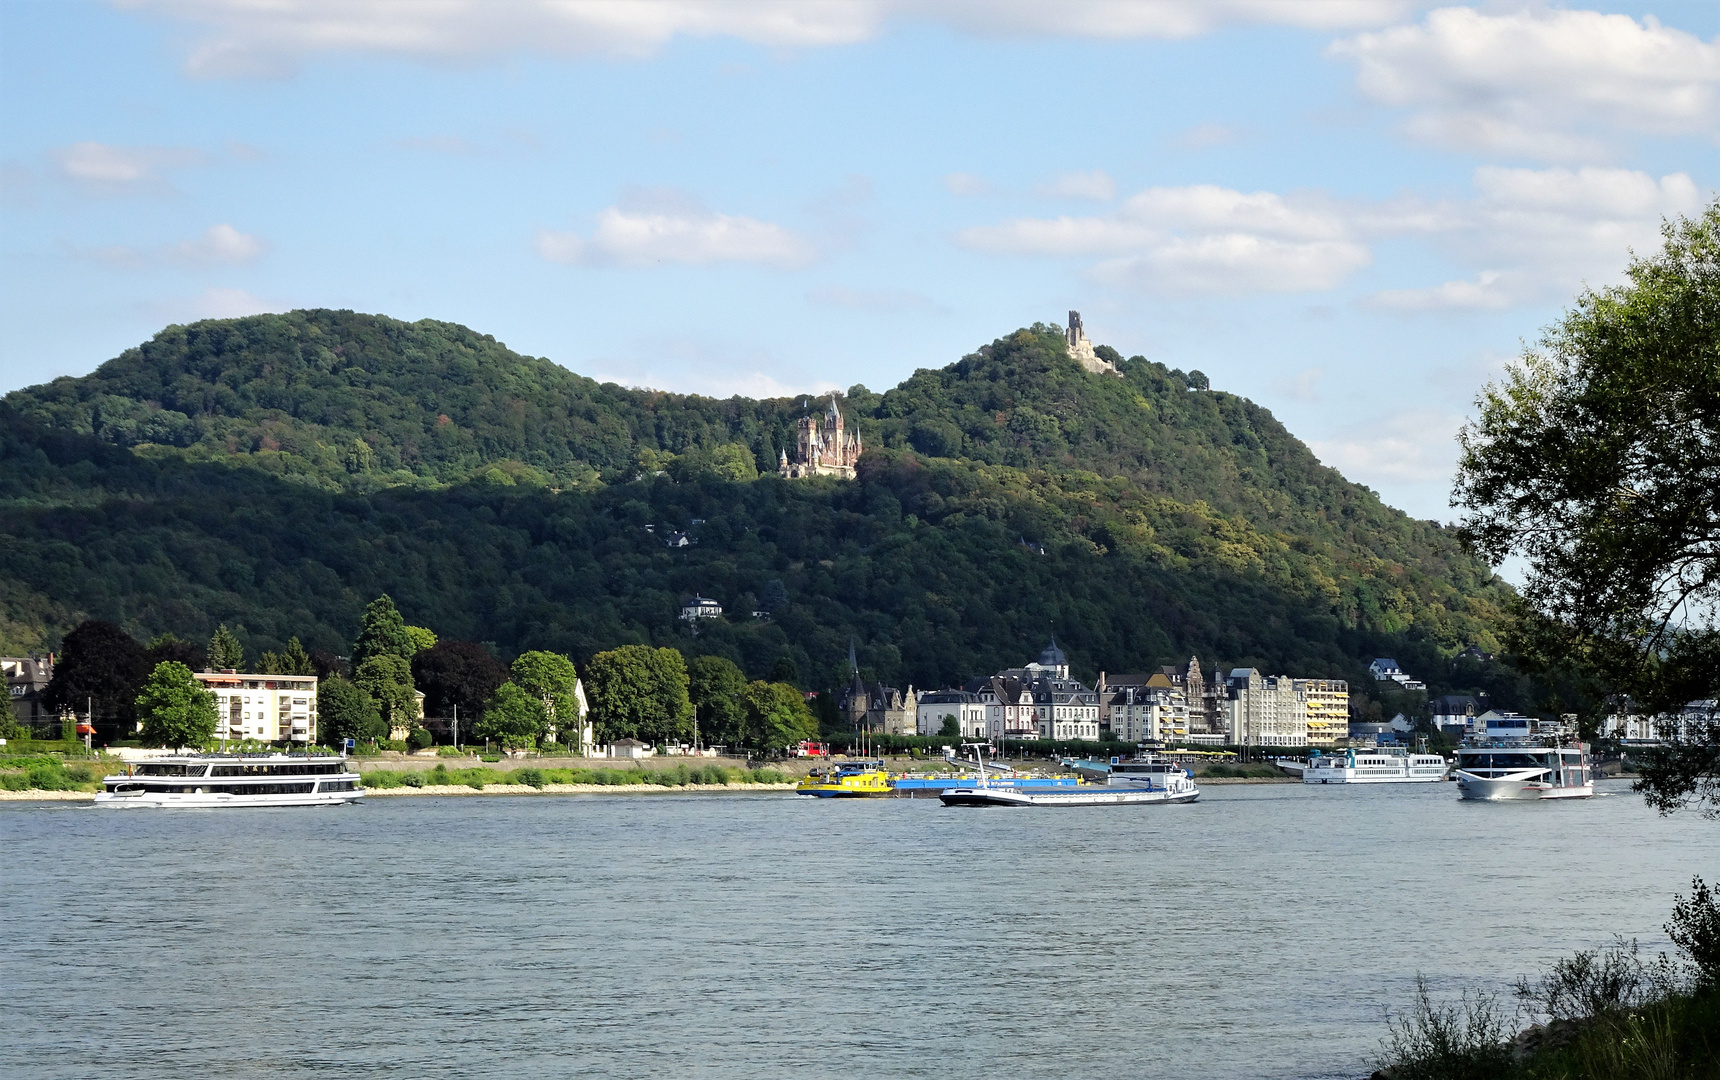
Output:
[
  {"xmin": 687, "ymin": 654, "xmax": 747, "ymax": 747},
  {"xmin": 1455, "ymin": 202, "xmax": 1720, "ymax": 815},
  {"xmin": 741, "ymin": 681, "xmax": 819, "ymax": 752},
  {"xmin": 136, "ymin": 661, "xmax": 218, "ymax": 749},
  {"xmin": 353, "ymin": 654, "xmax": 417, "ymax": 736},
  {"xmin": 476, "ymin": 682, "xmax": 546, "ymax": 751},
  {"xmin": 412, "ymin": 640, "xmax": 509, "ymax": 722},
  {"xmin": 144, "ymin": 632, "xmax": 205, "ymax": 673},
  {"xmin": 318, "ymin": 675, "xmax": 385, "ymax": 745},
  {"xmin": 351, "ymin": 595, "xmax": 414, "ymax": 667},
  {"xmin": 510, "ymin": 651, "xmax": 582, "ymax": 741},
  {"xmin": 43, "ymin": 621, "xmax": 149, "ymax": 737},
  {"xmin": 584, "ymin": 645, "xmax": 692, "ymax": 745}
]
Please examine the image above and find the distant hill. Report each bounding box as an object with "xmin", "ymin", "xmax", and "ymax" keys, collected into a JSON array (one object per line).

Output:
[{"xmin": 0, "ymin": 310, "xmax": 1517, "ymax": 706}]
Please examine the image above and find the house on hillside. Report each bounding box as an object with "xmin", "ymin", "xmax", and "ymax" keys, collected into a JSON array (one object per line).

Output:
[
  {"xmin": 2, "ymin": 655, "xmax": 54, "ymax": 732},
  {"xmin": 1370, "ymin": 658, "xmax": 1427, "ymax": 692},
  {"xmin": 679, "ymin": 596, "xmax": 723, "ymax": 621}
]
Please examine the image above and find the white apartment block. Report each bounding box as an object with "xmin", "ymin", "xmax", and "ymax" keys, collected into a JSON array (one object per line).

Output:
[
  {"xmin": 1109, "ymin": 682, "xmax": 1189, "ymax": 743},
  {"xmin": 1224, "ymin": 669, "xmax": 1307, "ymax": 748},
  {"xmin": 195, "ymin": 671, "xmax": 318, "ymax": 744}
]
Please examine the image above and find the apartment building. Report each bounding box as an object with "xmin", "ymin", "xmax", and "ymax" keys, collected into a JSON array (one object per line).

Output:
[{"xmin": 194, "ymin": 671, "xmax": 318, "ymax": 744}]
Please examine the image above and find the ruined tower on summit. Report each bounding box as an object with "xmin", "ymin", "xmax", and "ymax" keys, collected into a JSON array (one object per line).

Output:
[
  {"xmin": 778, "ymin": 394, "xmax": 862, "ymax": 479},
  {"xmin": 1065, "ymin": 311, "xmax": 1118, "ymax": 375}
]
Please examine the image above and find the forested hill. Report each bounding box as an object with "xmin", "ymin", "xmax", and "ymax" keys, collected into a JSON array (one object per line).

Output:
[{"xmin": 0, "ymin": 309, "xmax": 1517, "ymax": 707}]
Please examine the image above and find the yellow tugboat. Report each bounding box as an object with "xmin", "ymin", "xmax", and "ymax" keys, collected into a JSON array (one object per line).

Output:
[{"xmin": 795, "ymin": 759, "xmax": 894, "ymax": 798}]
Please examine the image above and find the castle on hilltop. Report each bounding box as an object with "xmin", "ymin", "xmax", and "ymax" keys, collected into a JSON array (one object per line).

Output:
[
  {"xmin": 1065, "ymin": 311, "xmax": 1118, "ymax": 376},
  {"xmin": 779, "ymin": 394, "xmax": 862, "ymax": 479}
]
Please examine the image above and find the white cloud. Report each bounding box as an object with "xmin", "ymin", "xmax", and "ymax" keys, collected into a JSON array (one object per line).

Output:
[
  {"xmin": 89, "ymin": 224, "xmax": 268, "ymax": 268},
  {"xmin": 537, "ymin": 193, "xmax": 814, "ymax": 268},
  {"xmin": 943, "ymin": 172, "xmax": 992, "ymax": 197},
  {"xmin": 1362, "ymin": 167, "xmax": 1702, "ymax": 308},
  {"xmin": 588, "ymin": 337, "xmax": 840, "ymax": 399},
  {"xmin": 1308, "ymin": 409, "xmax": 1464, "ymax": 487},
  {"xmin": 50, "ymin": 141, "xmax": 203, "ymax": 192},
  {"xmin": 1273, "ymin": 366, "xmax": 1325, "ymax": 402},
  {"xmin": 1175, "ymin": 123, "xmax": 1242, "ymax": 150},
  {"xmin": 122, "ymin": 0, "xmax": 1418, "ymax": 76},
  {"xmin": 1035, "ymin": 170, "xmax": 1117, "ymax": 200},
  {"xmin": 1367, "ymin": 270, "xmax": 1510, "ymax": 311},
  {"xmin": 1330, "ymin": 7, "xmax": 1720, "ymax": 160},
  {"xmin": 957, "ymin": 184, "xmax": 1371, "ymax": 293}
]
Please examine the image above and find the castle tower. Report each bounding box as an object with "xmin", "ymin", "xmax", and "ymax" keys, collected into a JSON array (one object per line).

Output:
[
  {"xmin": 1065, "ymin": 310, "xmax": 1118, "ymax": 376},
  {"xmin": 779, "ymin": 393, "xmax": 860, "ymax": 479}
]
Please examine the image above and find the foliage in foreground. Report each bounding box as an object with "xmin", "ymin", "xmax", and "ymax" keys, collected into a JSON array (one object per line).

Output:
[{"xmin": 1375, "ymin": 878, "xmax": 1720, "ymax": 1080}]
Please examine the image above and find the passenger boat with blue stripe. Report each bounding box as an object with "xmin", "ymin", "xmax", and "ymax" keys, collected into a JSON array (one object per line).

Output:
[{"xmin": 939, "ymin": 748, "xmax": 1199, "ymax": 807}]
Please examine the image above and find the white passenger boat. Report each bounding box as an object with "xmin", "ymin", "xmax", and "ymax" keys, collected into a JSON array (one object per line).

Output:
[
  {"xmin": 95, "ymin": 754, "xmax": 364, "ymax": 808},
  {"xmin": 1303, "ymin": 747, "xmax": 1447, "ymax": 785},
  {"xmin": 940, "ymin": 752, "xmax": 1199, "ymax": 807},
  {"xmin": 1452, "ymin": 742, "xmax": 1594, "ymax": 801}
]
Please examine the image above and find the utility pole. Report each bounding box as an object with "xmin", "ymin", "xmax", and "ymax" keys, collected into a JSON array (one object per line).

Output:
[{"xmin": 452, "ymin": 704, "xmax": 459, "ymax": 751}]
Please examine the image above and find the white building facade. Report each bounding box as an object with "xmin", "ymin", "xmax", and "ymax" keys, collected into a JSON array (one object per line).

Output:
[
  {"xmin": 916, "ymin": 690, "xmax": 986, "ymax": 737},
  {"xmin": 195, "ymin": 671, "xmax": 318, "ymax": 744}
]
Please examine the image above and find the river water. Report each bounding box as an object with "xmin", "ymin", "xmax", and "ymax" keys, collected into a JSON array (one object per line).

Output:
[{"xmin": 3, "ymin": 779, "xmax": 1716, "ymax": 1080}]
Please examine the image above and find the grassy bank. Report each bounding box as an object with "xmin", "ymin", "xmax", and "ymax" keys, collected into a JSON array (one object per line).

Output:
[
  {"xmin": 0, "ymin": 755, "xmax": 104, "ymax": 792},
  {"xmin": 1375, "ymin": 880, "xmax": 1720, "ymax": 1079},
  {"xmin": 360, "ymin": 762, "xmax": 788, "ymax": 791}
]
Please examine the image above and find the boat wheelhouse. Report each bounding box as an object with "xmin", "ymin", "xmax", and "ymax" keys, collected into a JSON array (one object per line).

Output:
[
  {"xmin": 1303, "ymin": 747, "xmax": 1448, "ymax": 785},
  {"xmin": 1453, "ymin": 742, "xmax": 1594, "ymax": 801},
  {"xmin": 96, "ymin": 754, "xmax": 363, "ymax": 808}
]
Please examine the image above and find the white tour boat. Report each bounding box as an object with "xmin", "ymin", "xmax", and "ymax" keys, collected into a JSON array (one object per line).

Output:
[
  {"xmin": 1303, "ymin": 747, "xmax": 1448, "ymax": 785},
  {"xmin": 96, "ymin": 753, "xmax": 364, "ymax": 808},
  {"xmin": 1452, "ymin": 742, "xmax": 1594, "ymax": 801},
  {"xmin": 940, "ymin": 752, "xmax": 1199, "ymax": 807}
]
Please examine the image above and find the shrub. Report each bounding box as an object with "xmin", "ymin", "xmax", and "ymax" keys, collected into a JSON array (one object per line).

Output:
[
  {"xmin": 1516, "ymin": 938, "xmax": 1676, "ymax": 1023},
  {"xmin": 407, "ymin": 728, "xmax": 433, "ymax": 752},
  {"xmin": 514, "ymin": 768, "xmax": 546, "ymax": 789},
  {"xmin": 1668, "ymin": 876, "xmax": 1720, "ymax": 989},
  {"xmin": 399, "ymin": 771, "xmax": 424, "ymax": 788},
  {"xmin": 360, "ymin": 770, "xmax": 403, "ymax": 789},
  {"xmin": 379, "ymin": 739, "xmax": 409, "ymax": 752},
  {"xmin": 436, "ymin": 746, "xmax": 470, "ymax": 758},
  {"xmin": 750, "ymin": 768, "xmax": 785, "ymax": 784},
  {"xmin": 1374, "ymin": 976, "xmax": 1515, "ymax": 1080}
]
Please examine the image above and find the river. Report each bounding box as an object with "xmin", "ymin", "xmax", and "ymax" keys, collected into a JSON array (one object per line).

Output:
[{"xmin": 3, "ymin": 779, "xmax": 1715, "ymax": 1079}]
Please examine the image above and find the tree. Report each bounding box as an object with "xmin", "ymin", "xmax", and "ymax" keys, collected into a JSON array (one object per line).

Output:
[
  {"xmin": 412, "ymin": 640, "xmax": 509, "ymax": 723},
  {"xmin": 144, "ymin": 632, "xmax": 205, "ymax": 673},
  {"xmin": 1455, "ymin": 203, "xmax": 1720, "ymax": 816},
  {"xmin": 353, "ymin": 654, "xmax": 418, "ymax": 737},
  {"xmin": 510, "ymin": 651, "xmax": 582, "ymax": 741},
  {"xmin": 688, "ymin": 655, "xmax": 747, "ymax": 746},
  {"xmin": 206, "ymin": 624, "xmax": 244, "ymax": 670},
  {"xmin": 42, "ymin": 620, "xmax": 149, "ymax": 738},
  {"xmin": 319, "ymin": 676, "xmax": 385, "ymax": 745},
  {"xmin": 476, "ymin": 682, "xmax": 546, "ymax": 750},
  {"xmin": 741, "ymin": 680, "xmax": 819, "ymax": 752},
  {"xmin": 404, "ymin": 626, "xmax": 437, "ymax": 655},
  {"xmin": 584, "ymin": 645, "xmax": 692, "ymax": 745},
  {"xmin": 135, "ymin": 661, "xmax": 217, "ymax": 749},
  {"xmin": 279, "ymin": 637, "xmax": 315, "ymax": 676},
  {"xmin": 351, "ymin": 595, "xmax": 414, "ymax": 668},
  {"xmin": 939, "ymin": 714, "xmax": 960, "ymax": 737}
]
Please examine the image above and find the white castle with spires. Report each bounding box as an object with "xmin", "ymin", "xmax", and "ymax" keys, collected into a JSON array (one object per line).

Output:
[{"xmin": 779, "ymin": 394, "xmax": 862, "ymax": 479}]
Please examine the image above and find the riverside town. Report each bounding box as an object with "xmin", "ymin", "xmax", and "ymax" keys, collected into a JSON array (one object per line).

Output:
[{"xmin": 10, "ymin": 6, "xmax": 1720, "ymax": 1079}]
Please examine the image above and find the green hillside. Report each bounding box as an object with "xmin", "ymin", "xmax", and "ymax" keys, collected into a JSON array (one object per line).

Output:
[{"xmin": 0, "ymin": 310, "xmax": 1515, "ymax": 704}]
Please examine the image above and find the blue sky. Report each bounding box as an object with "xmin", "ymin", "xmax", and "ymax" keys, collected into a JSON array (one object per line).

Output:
[{"xmin": 5, "ymin": 1, "xmax": 1720, "ymax": 522}]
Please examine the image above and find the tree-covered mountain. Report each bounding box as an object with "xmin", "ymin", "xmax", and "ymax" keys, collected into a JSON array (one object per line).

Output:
[{"xmin": 0, "ymin": 310, "xmax": 1517, "ymax": 708}]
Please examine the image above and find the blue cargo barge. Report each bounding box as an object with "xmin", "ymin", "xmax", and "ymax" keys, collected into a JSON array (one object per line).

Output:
[{"xmin": 890, "ymin": 776, "xmax": 1079, "ymax": 797}]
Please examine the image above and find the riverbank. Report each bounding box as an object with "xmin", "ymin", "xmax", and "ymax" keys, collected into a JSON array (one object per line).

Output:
[{"xmin": 0, "ymin": 782, "xmax": 799, "ymax": 801}]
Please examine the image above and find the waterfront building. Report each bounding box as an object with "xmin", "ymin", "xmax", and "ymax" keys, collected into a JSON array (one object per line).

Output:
[
  {"xmin": 2, "ymin": 654, "xmax": 54, "ymax": 732},
  {"xmin": 1297, "ymin": 679, "xmax": 1350, "ymax": 748},
  {"xmin": 1097, "ymin": 670, "xmax": 1190, "ymax": 743},
  {"xmin": 1223, "ymin": 669, "xmax": 1307, "ymax": 748},
  {"xmin": 971, "ymin": 641, "xmax": 1101, "ymax": 741},
  {"xmin": 915, "ymin": 689, "xmax": 986, "ymax": 737},
  {"xmin": 840, "ymin": 673, "xmax": 917, "ymax": 735},
  {"xmin": 194, "ymin": 670, "xmax": 318, "ymax": 744}
]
